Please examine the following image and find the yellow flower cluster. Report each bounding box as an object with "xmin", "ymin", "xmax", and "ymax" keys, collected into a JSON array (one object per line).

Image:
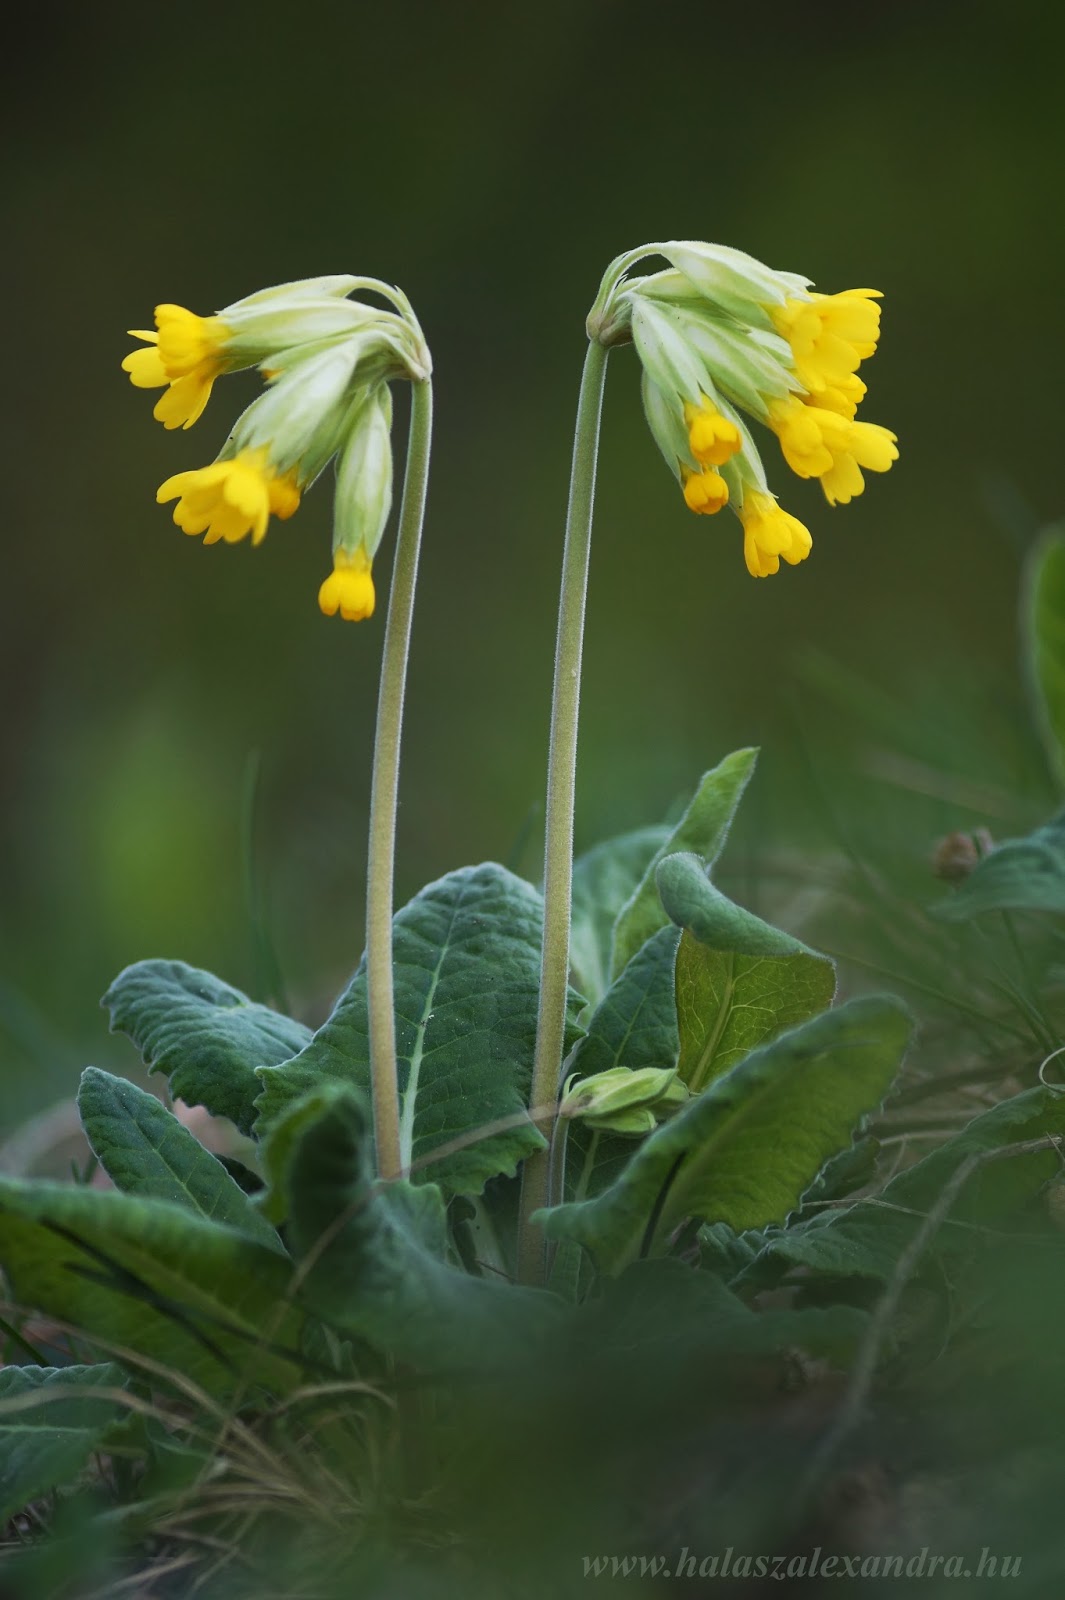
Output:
[
  {"xmin": 122, "ymin": 280, "xmax": 428, "ymax": 618},
  {"xmin": 678, "ymin": 291, "xmax": 896, "ymax": 574},
  {"xmin": 613, "ymin": 244, "xmax": 899, "ymax": 577}
]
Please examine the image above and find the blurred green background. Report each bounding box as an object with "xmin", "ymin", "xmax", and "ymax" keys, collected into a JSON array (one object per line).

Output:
[{"xmin": 2, "ymin": 0, "xmax": 1062, "ymax": 1130}]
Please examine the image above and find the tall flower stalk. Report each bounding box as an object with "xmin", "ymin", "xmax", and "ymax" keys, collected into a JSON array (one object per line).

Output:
[
  {"xmin": 517, "ymin": 339, "xmax": 608, "ymax": 1284},
  {"xmin": 518, "ymin": 243, "xmax": 897, "ymax": 1282},
  {"xmin": 365, "ymin": 377, "xmax": 433, "ymax": 1179}
]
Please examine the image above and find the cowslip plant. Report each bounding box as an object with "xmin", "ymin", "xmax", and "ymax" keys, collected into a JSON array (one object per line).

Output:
[
  {"xmin": 12, "ymin": 246, "xmax": 1065, "ymax": 1593},
  {"xmin": 127, "ymin": 273, "xmax": 432, "ymax": 1183},
  {"xmin": 519, "ymin": 243, "xmax": 898, "ymax": 1279}
]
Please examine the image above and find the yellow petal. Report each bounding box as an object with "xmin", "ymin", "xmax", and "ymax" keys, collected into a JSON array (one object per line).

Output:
[{"xmin": 122, "ymin": 346, "xmax": 168, "ymax": 388}]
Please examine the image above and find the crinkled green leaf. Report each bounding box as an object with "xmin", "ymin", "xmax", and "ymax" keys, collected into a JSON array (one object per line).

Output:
[
  {"xmin": 77, "ymin": 1068, "xmax": 280, "ymax": 1252},
  {"xmin": 103, "ymin": 960, "xmax": 312, "ymax": 1135},
  {"xmin": 256, "ymin": 863, "xmax": 566, "ymax": 1197},
  {"xmin": 932, "ymin": 812, "xmax": 1065, "ymax": 918},
  {"xmin": 542, "ymin": 996, "xmax": 910, "ymax": 1275},
  {"xmin": 570, "ymin": 826, "xmax": 667, "ymax": 1007},
  {"xmin": 278, "ymin": 1083, "xmax": 558, "ymax": 1369},
  {"xmin": 0, "ymin": 1364, "xmax": 129, "ymax": 1524},
  {"xmin": 1025, "ymin": 523, "xmax": 1065, "ymax": 783},
  {"xmin": 0, "ymin": 1181, "xmax": 305, "ymax": 1396},
  {"xmin": 610, "ymin": 750, "xmax": 757, "ymax": 978},
  {"xmin": 761, "ymin": 1085, "xmax": 1065, "ymax": 1283}
]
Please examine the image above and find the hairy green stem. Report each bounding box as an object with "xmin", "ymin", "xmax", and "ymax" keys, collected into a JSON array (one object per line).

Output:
[
  {"xmin": 366, "ymin": 378, "xmax": 434, "ymax": 1181},
  {"xmin": 518, "ymin": 339, "xmax": 609, "ymax": 1284}
]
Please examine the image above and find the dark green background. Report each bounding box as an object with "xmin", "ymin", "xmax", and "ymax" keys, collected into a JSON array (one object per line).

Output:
[{"xmin": 2, "ymin": 0, "xmax": 1061, "ymax": 1128}]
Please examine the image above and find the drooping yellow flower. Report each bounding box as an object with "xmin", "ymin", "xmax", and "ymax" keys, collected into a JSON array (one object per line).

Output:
[
  {"xmin": 739, "ymin": 490, "xmax": 812, "ymax": 579},
  {"xmin": 684, "ymin": 397, "xmax": 742, "ymax": 467},
  {"xmin": 771, "ymin": 289, "xmax": 882, "ymax": 395},
  {"xmin": 682, "ymin": 468, "xmax": 729, "ymax": 515},
  {"xmin": 318, "ymin": 549, "xmax": 376, "ymax": 621},
  {"xmin": 768, "ymin": 395, "xmax": 898, "ymax": 505},
  {"xmin": 156, "ymin": 449, "xmax": 300, "ymax": 546},
  {"xmin": 123, "ymin": 305, "xmax": 230, "ymax": 430}
]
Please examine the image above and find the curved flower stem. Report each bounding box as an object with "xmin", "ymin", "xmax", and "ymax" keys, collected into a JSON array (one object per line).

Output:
[
  {"xmin": 366, "ymin": 377, "xmax": 434, "ymax": 1181},
  {"xmin": 518, "ymin": 338, "xmax": 609, "ymax": 1284}
]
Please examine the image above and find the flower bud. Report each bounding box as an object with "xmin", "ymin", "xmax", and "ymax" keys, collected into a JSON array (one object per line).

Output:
[{"xmin": 559, "ymin": 1065, "xmax": 686, "ymax": 1136}]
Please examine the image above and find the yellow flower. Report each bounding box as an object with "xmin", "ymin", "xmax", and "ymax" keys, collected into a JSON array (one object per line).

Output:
[
  {"xmin": 683, "ymin": 398, "xmax": 742, "ymax": 467},
  {"xmin": 682, "ymin": 468, "xmax": 729, "ymax": 515},
  {"xmin": 122, "ymin": 305, "xmax": 230, "ymax": 431},
  {"xmin": 771, "ymin": 289, "xmax": 882, "ymax": 395},
  {"xmin": 318, "ymin": 549, "xmax": 376, "ymax": 621},
  {"xmin": 739, "ymin": 490, "xmax": 812, "ymax": 579},
  {"xmin": 814, "ymin": 371, "xmax": 867, "ymax": 419},
  {"xmin": 156, "ymin": 449, "xmax": 300, "ymax": 546},
  {"xmin": 768, "ymin": 395, "xmax": 898, "ymax": 505}
]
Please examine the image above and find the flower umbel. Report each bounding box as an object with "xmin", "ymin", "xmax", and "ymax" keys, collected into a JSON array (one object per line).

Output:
[
  {"xmin": 124, "ymin": 274, "xmax": 431, "ymax": 618},
  {"xmin": 588, "ymin": 241, "xmax": 898, "ymax": 576}
]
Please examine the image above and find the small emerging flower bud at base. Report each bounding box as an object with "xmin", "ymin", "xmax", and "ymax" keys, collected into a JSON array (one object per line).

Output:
[
  {"xmin": 932, "ymin": 828, "xmax": 995, "ymax": 883},
  {"xmin": 319, "ymin": 551, "xmax": 376, "ymax": 622},
  {"xmin": 559, "ymin": 1065, "xmax": 682, "ymax": 1135}
]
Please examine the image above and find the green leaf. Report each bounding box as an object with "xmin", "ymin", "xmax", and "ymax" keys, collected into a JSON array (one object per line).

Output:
[
  {"xmin": 657, "ymin": 851, "xmax": 824, "ymax": 960},
  {"xmin": 586, "ymin": 1259, "xmax": 867, "ymax": 1368},
  {"xmin": 1025, "ymin": 523, "xmax": 1065, "ymax": 783},
  {"xmin": 541, "ymin": 996, "xmax": 910, "ymax": 1275},
  {"xmin": 77, "ymin": 1068, "xmax": 281, "ymax": 1252},
  {"xmin": 676, "ymin": 934, "xmax": 837, "ymax": 1094},
  {"xmin": 610, "ymin": 749, "xmax": 756, "ymax": 978},
  {"xmin": 256, "ymin": 863, "xmax": 562, "ymax": 1197},
  {"xmin": 570, "ymin": 826, "xmax": 668, "ymax": 1007},
  {"xmin": 103, "ymin": 960, "xmax": 312, "ymax": 1136},
  {"xmin": 0, "ymin": 1181, "xmax": 306, "ymax": 1396},
  {"xmin": 0, "ymin": 1364, "xmax": 129, "ymax": 1524},
  {"xmin": 661, "ymin": 855, "xmax": 835, "ymax": 1092},
  {"xmin": 762, "ymin": 1084, "xmax": 1065, "ymax": 1283},
  {"xmin": 932, "ymin": 812, "xmax": 1065, "ymax": 918},
  {"xmin": 278, "ymin": 1084, "xmax": 558, "ymax": 1369}
]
